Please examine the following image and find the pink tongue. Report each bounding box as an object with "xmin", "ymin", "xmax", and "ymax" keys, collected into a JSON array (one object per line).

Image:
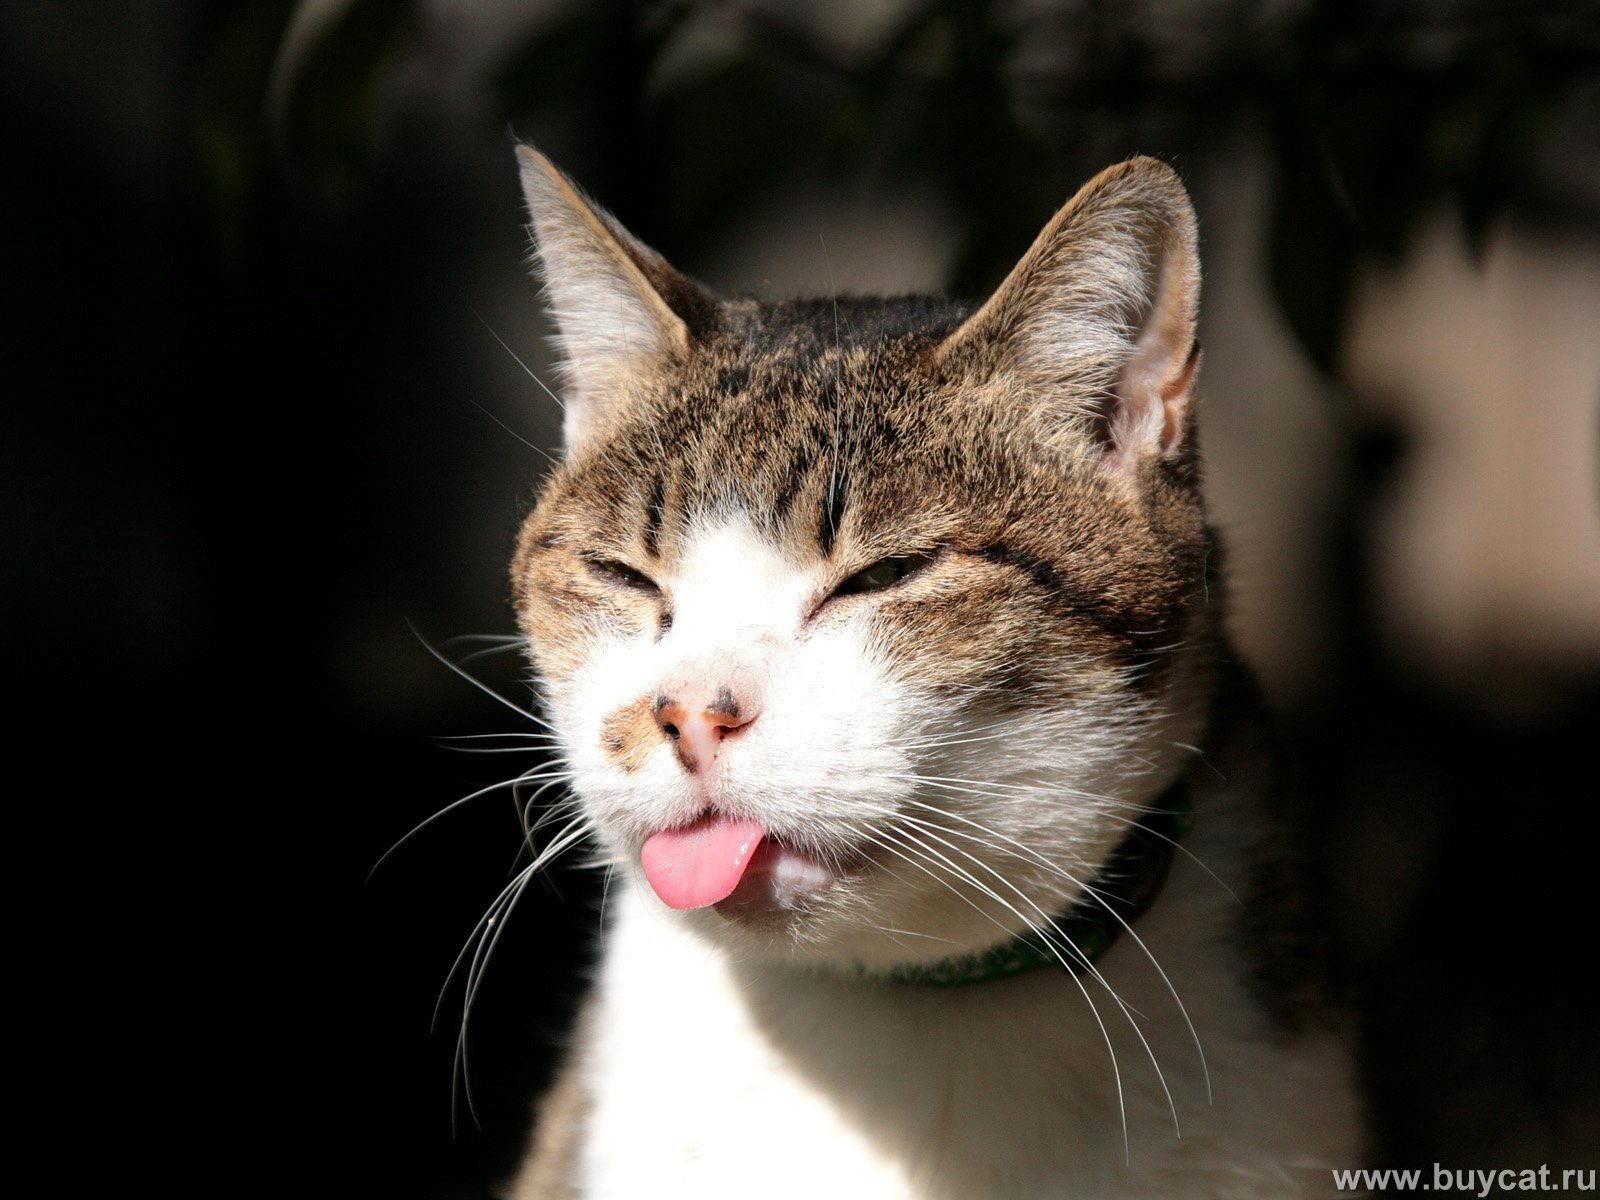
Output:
[{"xmin": 640, "ymin": 814, "xmax": 767, "ymax": 910}]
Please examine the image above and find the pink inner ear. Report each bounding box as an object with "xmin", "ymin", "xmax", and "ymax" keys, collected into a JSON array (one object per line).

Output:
[
  {"xmin": 1108, "ymin": 307, "xmax": 1199, "ymax": 470},
  {"xmin": 1160, "ymin": 339, "xmax": 1202, "ymax": 452}
]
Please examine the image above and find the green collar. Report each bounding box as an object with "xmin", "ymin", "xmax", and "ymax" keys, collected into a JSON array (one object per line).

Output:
[{"xmin": 886, "ymin": 778, "xmax": 1194, "ymax": 988}]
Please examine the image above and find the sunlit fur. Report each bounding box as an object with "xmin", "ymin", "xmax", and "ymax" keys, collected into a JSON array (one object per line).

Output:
[{"xmin": 499, "ymin": 148, "xmax": 1363, "ymax": 1197}]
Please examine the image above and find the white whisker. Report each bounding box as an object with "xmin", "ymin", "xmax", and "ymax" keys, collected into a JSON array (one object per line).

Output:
[
  {"xmin": 867, "ymin": 824, "xmax": 1134, "ymax": 1162},
  {"xmin": 888, "ymin": 816, "xmax": 1183, "ymax": 1136},
  {"xmin": 409, "ymin": 621, "xmax": 558, "ymax": 732}
]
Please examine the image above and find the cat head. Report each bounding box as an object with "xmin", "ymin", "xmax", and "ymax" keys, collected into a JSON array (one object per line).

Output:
[{"xmin": 511, "ymin": 146, "xmax": 1216, "ymax": 971}]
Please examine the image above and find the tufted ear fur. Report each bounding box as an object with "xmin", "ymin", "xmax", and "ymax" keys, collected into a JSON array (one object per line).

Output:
[
  {"xmin": 934, "ymin": 157, "xmax": 1201, "ymax": 474},
  {"xmin": 516, "ymin": 146, "xmax": 718, "ymax": 454}
]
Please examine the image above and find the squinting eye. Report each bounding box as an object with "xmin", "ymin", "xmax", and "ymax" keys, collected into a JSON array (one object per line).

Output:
[
  {"xmin": 833, "ymin": 553, "xmax": 935, "ymax": 599},
  {"xmin": 587, "ymin": 558, "xmax": 660, "ymax": 593}
]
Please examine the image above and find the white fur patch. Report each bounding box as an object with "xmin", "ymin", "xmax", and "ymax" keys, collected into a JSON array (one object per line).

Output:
[
  {"xmin": 530, "ymin": 799, "xmax": 1363, "ymax": 1199},
  {"xmin": 520, "ymin": 517, "xmax": 1362, "ymax": 1199}
]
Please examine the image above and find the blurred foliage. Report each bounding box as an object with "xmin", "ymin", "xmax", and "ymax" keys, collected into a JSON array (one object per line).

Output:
[
  {"xmin": 194, "ymin": 0, "xmax": 297, "ymax": 269},
  {"xmin": 1258, "ymin": 2, "xmax": 1597, "ymax": 372},
  {"xmin": 242, "ymin": 0, "xmax": 1600, "ymax": 380},
  {"xmin": 280, "ymin": 0, "xmax": 420, "ymax": 190}
]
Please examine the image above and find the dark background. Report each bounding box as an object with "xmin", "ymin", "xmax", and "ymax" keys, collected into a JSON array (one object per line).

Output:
[{"xmin": 5, "ymin": 1, "xmax": 1597, "ymax": 1195}]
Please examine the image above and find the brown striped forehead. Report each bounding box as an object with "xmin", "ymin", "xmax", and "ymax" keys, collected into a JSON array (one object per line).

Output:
[
  {"xmin": 514, "ymin": 296, "xmax": 1213, "ymax": 707},
  {"xmin": 527, "ymin": 294, "xmax": 1204, "ymax": 589},
  {"xmin": 547, "ymin": 361, "xmax": 939, "ymax": 535}
]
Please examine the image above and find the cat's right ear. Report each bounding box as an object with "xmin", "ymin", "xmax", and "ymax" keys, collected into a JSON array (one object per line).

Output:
[
  {"xmin": 931, "ymin": 158, "xmax": 1201, "ymax": 477},
  {"xmin": 516, "ymin": 146, "xmax": 716, "ymax": 454}
]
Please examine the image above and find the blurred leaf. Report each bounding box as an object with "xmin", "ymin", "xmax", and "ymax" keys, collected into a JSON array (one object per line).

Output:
[
  {"xmin": 282, "ymin": 0, "xmax": 421, "ymax": 197},
  {"xmin": 479, "ymin": 0, "xmax": 1598, "ymax": 374},
  {"xmin": 495, "ymin": 5, "xmax": 638, "ymax": 118},
  {"xmin": 195, "ymin": 0, "xmax": 298, "ymax": 271},
  {"xmin": 647, "ymin": 54, "xmax": 800, "ymax": 251},
  {"xmin": 1261, "ymin": 0, "xmax": 1598, "ymax": 374}
]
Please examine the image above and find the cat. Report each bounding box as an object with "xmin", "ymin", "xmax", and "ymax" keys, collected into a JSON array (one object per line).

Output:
[{"xmin": 497, "ymin": 144, "xmax": 1364, "ymax": 1198}]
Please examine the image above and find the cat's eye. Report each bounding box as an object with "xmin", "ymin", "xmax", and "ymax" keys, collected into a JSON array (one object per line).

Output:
[
  {"xmin": 587, "ymin": 558, "xmax": 660, "ymax": 593},
  {"xmin": 832, "ymin": 553, "xmax": 936, "ymax": 599}
]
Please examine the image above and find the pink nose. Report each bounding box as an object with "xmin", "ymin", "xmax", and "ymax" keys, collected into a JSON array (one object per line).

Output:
[{"xmin": 653, "ymin": 690, "xmax": 756, "ymax": 774}]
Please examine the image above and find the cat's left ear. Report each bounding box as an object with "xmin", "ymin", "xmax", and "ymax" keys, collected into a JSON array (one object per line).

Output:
[
  {"xmin": 933, "ymin": 157, "xmax": 1201, "ymax": 474},
  {"xmin": 516, "ymin": 146, "xmax": 717, "ymax": 454}
]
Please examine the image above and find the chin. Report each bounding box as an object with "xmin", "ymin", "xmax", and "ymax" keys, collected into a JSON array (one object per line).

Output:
[
  {"xmin": 711, "ymin": 839, "xmax": 839, "ymax": 918},
  {"xmin": 656, "ymin": 839, "xmax": 875, "ymax": 962}
]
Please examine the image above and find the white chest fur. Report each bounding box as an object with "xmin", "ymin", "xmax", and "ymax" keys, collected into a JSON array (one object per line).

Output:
[{"xmin": 566, "ymin": 821, "xmax": 1362, "ymax": 1200}]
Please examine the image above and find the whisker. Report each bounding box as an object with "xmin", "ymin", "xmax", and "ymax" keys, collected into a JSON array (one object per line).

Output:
[
  {"xmin": 895, "ymin": 797, "xmax": 1212, "ymax": 1108},
  {"xmin": 889, "ymin": 817, "xmax": 1181, "ymax": 1137},
  {"xmin": 409, "ymin": 620, "xmax": 558, "ymax": 732},
  {"xmin": 369, "ymin": 764, "xmax": 573, "ymax": 878},
  {"xmin": 473, "ymin": 309, "xmax": 567, "ymax": 411},
  {"xmin": 437, "ymin": 732, "xmax": 563, "ymax": 742},
  {"xmin": 1096, "ymin": 809, "xmax": 1238, "ymax": 904},
  {"xmin": 447, "ymin": 814, "xmax": 592, "ymax": 1131},
  {"xmin": 865, "ymin": 825, "xmax": 1133, "ymax": 1163},
  {"xmin": 873, "ymin": 925, "xmax": 961, "ymax": 945},
  {"xmin": 455, "ymin": 641, "xmax": 531, "ymax": 666}
]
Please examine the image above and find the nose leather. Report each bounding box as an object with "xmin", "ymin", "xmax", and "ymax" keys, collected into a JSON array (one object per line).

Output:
[{"xmin": 653, "ymin": 692, "xmax": 755, "ymax": 774}]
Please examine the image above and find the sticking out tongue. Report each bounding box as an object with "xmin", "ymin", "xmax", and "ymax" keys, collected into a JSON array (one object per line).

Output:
[{"xmin": 640, "ymin": 814, "xmax": 767, "ymax": 910}]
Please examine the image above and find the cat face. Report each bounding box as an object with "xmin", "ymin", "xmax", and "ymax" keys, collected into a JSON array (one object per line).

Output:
[{"xmin": 511, "ymin": 150, "xmax": 1214, "ymax": 970}]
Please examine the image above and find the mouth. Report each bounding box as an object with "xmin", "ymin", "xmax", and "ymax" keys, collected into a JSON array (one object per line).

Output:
[{"xmin": 639, "ymin": 811, "xmax": 840, "ymax": 916}]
